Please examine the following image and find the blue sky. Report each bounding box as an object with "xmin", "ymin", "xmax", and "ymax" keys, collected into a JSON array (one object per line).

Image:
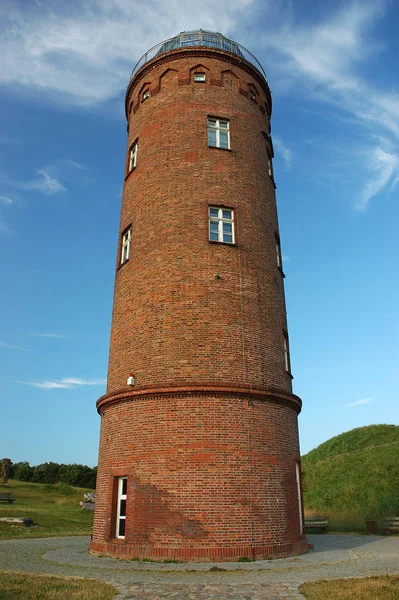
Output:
[{"xmin": 1, "ymin": 0, "xmax": 398, "ymax": 467}]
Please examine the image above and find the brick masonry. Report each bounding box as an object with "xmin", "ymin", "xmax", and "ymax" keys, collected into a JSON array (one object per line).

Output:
[{"xmin": 91, "ymin": 42, "xmax": 307, "ymax": 560}]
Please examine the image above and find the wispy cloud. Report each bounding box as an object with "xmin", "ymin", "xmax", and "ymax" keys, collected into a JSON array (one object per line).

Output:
[
  {"xmin": 258, "ymin": 1, "xmax": 399, "ymax": 209},
  {"xmin": 20, "ymin": 168, "xmax": 66, "ymax": 196},
  {"xmin": 345, "ymin": 397, "xmax": 373, "ymax": 407},
  {"xmin": 1, "ymin": 160, "xmax": 86, "ymax": 197},
  {"xmin": 356, "ymin": 147, "xmax": 399, "ymax": 211},
  {"xmin": 0, "ymin": 0, "xmax": 253, "ymax": 106},
  {"xmin": 0, "ymin": 196, "xmax": 13, "ymax": 205},
  {"xmin": 19, "ymin": 377, "xmax": 106, "ymax": 390},
  {"xmin": 29, "ymin": 332, "xmax": 68, "ymax": 339},
  {"xmin": 0, "ymin": 341, "xmax": 31, "ymax": 352},
  {"xmin": 273, "ymin": 137, "xmax": 292, "ymax": 171}
]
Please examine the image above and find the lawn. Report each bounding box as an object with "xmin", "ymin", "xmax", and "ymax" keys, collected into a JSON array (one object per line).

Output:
[
  {"xmin": 0, "ymin": 571, "xmax": 116, "ymax": 599},
  {"xmin": 0, "ymin": 480, "xmax": 93, "ymax": 539},
  {"xmin": 300, "ymin": 576, "xmax": 399, "ymax": 600}
]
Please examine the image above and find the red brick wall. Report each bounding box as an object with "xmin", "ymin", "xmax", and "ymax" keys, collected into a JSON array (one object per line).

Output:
[
  {"xmin": 91, "ymin": 46, "xmax": 306, "ymax": 560},
  {"xmin": 92, "ymin": 393, "xmax": 306, "ymax": 560}
]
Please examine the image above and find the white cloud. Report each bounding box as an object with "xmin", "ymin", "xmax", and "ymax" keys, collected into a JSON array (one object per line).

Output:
[
  {"xmin": 273, "ymin": 137, "xmax": 292, "ymax": 171},
  {"xmin": 356, "ymin": 147, "xmax": 399, "ymax": 211},
  {"xmin": 29, "ymin": 332, "xmax": 68, "ymax": 338},
  {"xmin": 258, "ymin": 1, "xmax": 399, "ymax": 210},
  {"xmin": 345, "ymin": 396, "xmax": 373, "ymax": 407},
  {"xmin": 0, "ymin": 196, "xmax": 13, "ymax": 205},
  {"xmin": 0, "ymin": 0, "xmax": 253, "ymax": 106},
  {"xmin": 19, "ymin": 377, "xmax": 106, "ymax": 390},
  {"xmin": 21, "ymin": 168, "xmax": 66, "ymax": 196},
  {"xmin": 0, "ymin": 341, "xmax": 31, "ymax": 352},
  {"xmin": 1, "ymin": 161, "xmax": 85, "ymax": 197}
]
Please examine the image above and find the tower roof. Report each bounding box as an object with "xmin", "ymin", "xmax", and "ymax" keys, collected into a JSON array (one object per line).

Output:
[{"xmin": 129, "ymin": 30, "xmax": 267, "ymax": 83}]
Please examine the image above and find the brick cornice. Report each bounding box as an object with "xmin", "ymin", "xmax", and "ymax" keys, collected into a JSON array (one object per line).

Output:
[
  {"xmin": 125, "ymin": 47, "xmax": 272, "ymax": 119},
  {"xmin": 96, "ymin": 383, "xmax": 302, "ymax": 414}
]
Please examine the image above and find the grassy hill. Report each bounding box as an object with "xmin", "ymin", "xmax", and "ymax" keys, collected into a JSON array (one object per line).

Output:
[
  {"xmin": 302, "ymin": 425, "xmax": 399, "ymax": 530},
  {"xmin": 0, "ymin": 480, "xmax": 94, "ymax": 539}
]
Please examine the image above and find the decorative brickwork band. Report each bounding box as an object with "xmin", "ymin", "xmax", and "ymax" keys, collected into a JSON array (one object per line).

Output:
[{"xmin": 96, "ymin": 384, "xmax": 302, "ymax": 414}]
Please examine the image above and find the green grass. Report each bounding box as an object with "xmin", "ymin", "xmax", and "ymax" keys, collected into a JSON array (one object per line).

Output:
[
  {"xmin": 0, "ymin": 571, "xmax": 116, "ymax": 600},
  {"xmin": 0, "ymin": 480, "xmax": 94, "ymax": 539},
  {"xmin": 304, "ymin": 424, "xmax": 399, "ymax": 464},
  {"xmin": 302, "ymin": 425, "xmax": 399, "ymax": 532},
  {"xmin": 300, "ymin": 576, "xmax": 399, "ymax": 600}
]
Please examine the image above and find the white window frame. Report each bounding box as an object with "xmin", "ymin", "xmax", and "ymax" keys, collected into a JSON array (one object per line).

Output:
[
  {"xmin": 209, "ymin": 207, "xmax": 234, "ymax": 244},
  {"xmin": 207, "ymin": 118, "xmax": 230, "ymax": 149},
  {"xmin": 194, "ymin": 72, "xmax": 206, "ymax": 82},
  {"xmin": 283, "ymin": 332, "xmax": 290, "ymax": 373},
  {"xmin": 129, "ymin": 142, "xmax": 138, "ymax": 172},
  {"xmin": 116, "ymin": 476, "xmax": 127, "ymax": 539},
  {"xmin": 275, "ymin": 233, "xmax": 282, "ymax": 270},
  {"xmin": 121, "ymin": 228, "xmax": 131, "ymax": 265},
  {"xmin": 295, "ymin": 462, "xmax": 304, "ymax": 535}
]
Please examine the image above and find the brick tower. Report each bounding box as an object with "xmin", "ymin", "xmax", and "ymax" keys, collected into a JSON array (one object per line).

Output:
[{"xmin": 91, "ymin": 30, "xmax": 307, "ymax": 561}]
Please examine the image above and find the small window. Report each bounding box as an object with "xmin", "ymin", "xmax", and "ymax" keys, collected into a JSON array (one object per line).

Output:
[
  {"xmin": 121, "ymin": 228, "xmax": 131, "ymax": 265},
  {"xmin": 283, "ymin": 331, "xmax": 291, "ymax": 373},
  {"xmin": 209, "ymin": 207, "xmax": 234, "ymax": 244},
  {"xmin": 295, "ymin": 462, "xmax": 304, "ymax": 535},
  {"xmin": 248, "ymin": 84, "xmax": 258, "ymax": 102},
  {"xmin": 275, "ymin": 233, "xmax": 282, "ymax": 270},
  {"xmin": 267, "ymin": 153, "xmax": 273, "ymax": 179},
  {"xmin": 142, "ymin": 89, "xmax": 150, "ymax": 101},
  {"xmin": 194, "ymin": 72, "xmax": 206, "ymax": 82},
  {"xmin": 129, "ymin": 141, "xmax": 138, "ymax": 172},
  {"xmin": 116, "ymin": 476, "xmax": 127, "ymax": 539},
  {"xmin": 207, "ymin": 118, "xmax": 230, "ymax": 149}
]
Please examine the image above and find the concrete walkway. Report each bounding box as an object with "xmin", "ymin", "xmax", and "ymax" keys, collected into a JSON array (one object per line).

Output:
[{"xmin": 0, "ymin": 534, "xmax": 398, "ymax": 599}]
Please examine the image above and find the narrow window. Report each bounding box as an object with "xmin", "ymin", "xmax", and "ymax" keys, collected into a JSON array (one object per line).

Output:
[
  {"xmin": 248, "ymin": 84, "xmax": 257, "ymax": 102},
  {"xmin": 283, "ymin": 331, "xmax": 291, "ymax": 373},
  {"xmin": 129, "ymin": 141, "xmax": 138, "ymax": 172},
  {"xmin": 121, "ymin": 228, "xmax": 131, "ymax": 265},
  {"xmin": 194, "ymin": 72, "xmax": 206, "ymax": 82},
  {"xmin": 209, "ymin": 207, "xmax": 234, "ymax": 244},
  {"xmin": 207, "ymin": 118, "xmax": 230, "ymax": 149},
  {"xmin": 295, "ymin": 462, "xmax": 304, "ymax": 535},
  {"xmin": 142, "ymin": 89, "xmax": 150, "ymax": 101},
  {"xmin": 275, "ymin": 233, "xmax": 282, "ymax": 270},
  {"xmin": 267, "ymin": 152, "xmax": 273, "ymax": 179},
  {"xmin": 116, "ymin": 476, "xmax": 127, "ymax": 538}
]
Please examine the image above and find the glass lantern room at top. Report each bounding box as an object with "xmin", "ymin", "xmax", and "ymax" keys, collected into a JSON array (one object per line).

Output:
[{"xmin": 129, "ymin": 30, "xmax": 267, "ymax": 83}]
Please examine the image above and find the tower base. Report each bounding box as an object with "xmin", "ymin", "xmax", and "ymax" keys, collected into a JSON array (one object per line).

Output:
[{"xmin": 91, "ymin": 387, "xmax": 307, "ymax": 561}]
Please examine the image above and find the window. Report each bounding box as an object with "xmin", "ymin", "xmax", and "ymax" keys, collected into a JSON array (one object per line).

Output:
[
  {"xmin": 209, "ymin": 207, "xmax": 234, "ymax": 244},
  {"xmin": 267, "ymin": 153, "xmax": 273, "ymax": 178},
  {"xmin": 142, "ymin": 89, "xmax": 150, "ymax": 101},
  {"xmin": 128, "ymin": 141, "xmax": 138, "ymax": 172},
  {"xmin": 283, "ymin": 331, "xmax": 291, "ymax": 373},
  {"xmin": 116, "ymin": 477, "xmax": 127, "ymax": 539},
  {"xmin": 275, "ymin": 233, "xmax": 282, "ymax": 270},
  {"xmin": 207, "ymin": 118, "xmax": 230, "ymax": 149},
  {"xmin": 194, "ymin": 72, "xmax": 206, "ymax": 82},
  {"xmin": 121, "ymin": 228, "xmax": 131, "ymax": 265},
  {"xmin": 248, "ymin": 84, "xmax": 257, "ymax": 102},
  {"xmin": 295, "ymin": 462, "xmax": 304, "ymax": 535}
]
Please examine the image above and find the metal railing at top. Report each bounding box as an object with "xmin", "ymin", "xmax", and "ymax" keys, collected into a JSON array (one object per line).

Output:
[{"xmin": 129, "ymin": 30, "xmax": 267, "ymax": 83}]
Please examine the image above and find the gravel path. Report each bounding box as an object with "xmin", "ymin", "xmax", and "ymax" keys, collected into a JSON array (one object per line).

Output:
[{"xmin": 0, "ymin": 534, "xmax": 398, "ymax": 599}]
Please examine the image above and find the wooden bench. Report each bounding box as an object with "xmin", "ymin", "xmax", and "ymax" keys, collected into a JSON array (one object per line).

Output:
[
  {"xmin": 384, "ymin": 517, "xmax": 399, "ymax": 535},
  {"xmin": 0, "ymin": 493, "xmax": 15, "ymax": 504},
  {"xmin": 304, "ymin": 517, "xmax": 329, "ymax": 532}
]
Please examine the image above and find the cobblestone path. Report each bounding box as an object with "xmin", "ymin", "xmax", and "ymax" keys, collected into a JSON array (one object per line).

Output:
[{"xmin": 0, "ymin": 535, "xmax": 398, "ymax": 599}]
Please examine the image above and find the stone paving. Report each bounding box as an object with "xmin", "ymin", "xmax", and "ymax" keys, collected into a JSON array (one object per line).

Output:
[{"xmin": 0, "ymin": 534, "xmax": 398, "ymax": 599}]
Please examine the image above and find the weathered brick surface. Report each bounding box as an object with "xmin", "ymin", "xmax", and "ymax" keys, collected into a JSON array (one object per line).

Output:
[{"xmin": 91, "ymin": 45, "xmax": 306, "ymax": 560}]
